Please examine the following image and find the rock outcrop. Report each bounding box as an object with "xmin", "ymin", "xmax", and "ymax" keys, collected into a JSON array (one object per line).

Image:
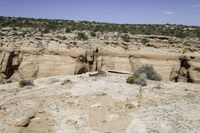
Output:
[
  {"xmin": 0, "ymin": 50, "xmax": 22, "ymax": 82},
  {"xmin": 0, "ymin": 24, "xmax": 200, "ymax": 83},
  {"xmin": 169, "ymin": 55, "xmax": 200, "ymax": 83},
  {"xmin": 74, "ymin": 49, "xmax": 99, "ymax": 75},
  {"xmin": 0, "ymin": 48, "xmax": 200, "ymax": 83}
]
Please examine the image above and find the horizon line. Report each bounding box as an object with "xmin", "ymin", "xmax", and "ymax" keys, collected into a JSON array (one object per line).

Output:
[{"xmin": 0, "ymin": 15, "xmax": 199, "ymax": 27}]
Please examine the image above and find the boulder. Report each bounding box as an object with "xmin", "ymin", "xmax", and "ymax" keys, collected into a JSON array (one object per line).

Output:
[
  {"xmin": 0, "ymin": 73, "xmax": 6, "ymax": 82},
  {"xmin": 189, "ymin": 67, "xmax": 200, "ymax": 83},
  {"xmin": 179, "ymin": 67, "xmax": 188, "ymax": 77},
  {"xmin": 74, "ymin": 63, "xmax": 88, "ymax": 75},
  {"xmin": 18, "ymin": 61, "xmax": 39, "ymax": 80},
  {"xmin": 12, "ymin": 56, "xmax": 20, "ymax": 66},
  {"xmin": 169, "ymin": 66, "xmax": 179, "ymax": 81},
  {"xmin": 177, "ymin": 75, "xmax": 187, "ymax": 83},
  {"xmin": 1, "ymin": 52, "xmax": 11, "ymax": 73}
]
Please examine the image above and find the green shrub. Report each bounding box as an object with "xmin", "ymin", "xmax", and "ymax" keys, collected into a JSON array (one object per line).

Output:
[
  {"xmin": 65, "ymin": 27, "xmax": 71, "ymax": 33},
  {"xmin": 134, "ymin": 64, "xmax": 162, "ymax": 81},
  {"xmin": 6, "ymin": 80, "xmax": 12, "ymax": 84},
  {"xmin": 62, "ymin": 36, "xmax": 67, "ymax": 40},
  {"xmin": 121, "ymin": 34, "xmax": 130, "ymax": 42},
  {"xmin": 19, "ymin": 80, "xmax": 33, "ymax": 87},
  {"xmin": 126, "ymin": 73, "xmax": 147, "ymax": 86},
  {"xmin": 57, "ymin": 35, "xmax": 67, "ymax": 40},
  {"xmin": 141, "ymin": 38, "xmax": 149, "ymax": 45},
  {"xmin": 77, "ymin": 32, "xmax": 88, "ymax": 40},
  {"xmin": 0, "ymin": 16, "xmax": 199, "ymax": 38},
  {"xmin": 90, "ymin": 32, "xmax": 96, "ymax": 37},
  {"xmin": 42, "ymin": 28, "xmax": 50, "ymax": 34}
]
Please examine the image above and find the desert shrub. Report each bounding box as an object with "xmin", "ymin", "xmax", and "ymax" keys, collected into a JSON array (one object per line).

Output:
[
  {"xmin": 141, "ymin": 38, "xmax": 149, "ymax": 45},
  {"xmin": 174, "ymin": 29, "xmax": 186, "ymax": 38},
  {"xmin": 127, "ymin": 73, "xmax": 147, "ymax": 86},
  {"xmin": 90, "ymin": 31, "xmax": 96, "ymax": 37},
  {"xmin": 57, "ymin": 35, "xmax": 67, "ymax": 40},
  {"xmin": 6, "ymin": 80, "xmax": 12, "ymax": 84},
  {"xmin": 195, "ymin": 28, "xmax": 200, "ymax": 40},
  {"xmin": 121, "ymin": 34, "xmax": 130, "ymax": 42},
  {"xmin": 62, "ymin": 36, "xmax": 67, "ymax": 40},
  {"xmin": 65, "ymin": 27, "xmax": 71, "ymax": 33},
  {"xmin": 41, "ymin": 28, "xmax": 50, "ymax": 34},
  {"xmin": 134, "ymin": 64, "xmax": 162, "ymax": 81},
  {"xmin": 77, "ymin": 32, "xmax": 88, "ymax": 40},
  {"xmin": 19, "ymin": 80, "xmax": 33, "ymax": 87}
]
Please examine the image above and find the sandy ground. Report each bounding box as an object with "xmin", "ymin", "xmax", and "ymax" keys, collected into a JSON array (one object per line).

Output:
[{"xmin": 0, "ymin": 72, "xmax": 200, "ymax": 133}]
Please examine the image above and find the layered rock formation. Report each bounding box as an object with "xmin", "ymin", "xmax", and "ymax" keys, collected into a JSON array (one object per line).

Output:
[
  {"xmin": 0, "ymin": 25, "xmax": 200, "ymax": 83},
  {"xmin": 0, "ymin": 48, "xmax": 200, "ymax": 83}
]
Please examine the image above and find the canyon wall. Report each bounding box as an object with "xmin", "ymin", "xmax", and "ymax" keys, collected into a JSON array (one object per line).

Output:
[{"xmin": 1, "ymin": 48, "xmax": 200, "ymax": 83}]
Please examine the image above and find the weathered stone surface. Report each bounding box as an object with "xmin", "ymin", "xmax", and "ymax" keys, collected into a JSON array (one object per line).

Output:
[
  {"xmin": 12, "ymin": 56, "xmax": 20, "ymax": 66},
  {"xmin": 1, "ymin": 73, "xmax": 200, "ymax": 133},
  {"xmin": 0, "ymin": 50, "xmax": 199, "ymax": 83},
  {"xmin": 1, "ymin": 52, "xmax": 11, "ymax": 73},
  {"xmin": 0, "ymin": 32, "xmax": 199, "ymax": 83},
  {"xmin": 18, "ymin": 58, "xmax": 39, "ymax": 80},
  {"xmin": 177, "ymin": 75, "xmax": 187, "ymax": 82},
  {"xmin": 18, "ymin": 55, "xmax": 77, "ymax": 79},
  {"xmin": 14, "ymin": 118, "xmax": 31, "ymax": 127},
  {"xmin": 169, "ymin": 66, "xmax": 179, "ymax": 81},
  {"xmin": 189, "ymin": 67, "xmax": 200, "ymax": 83}
]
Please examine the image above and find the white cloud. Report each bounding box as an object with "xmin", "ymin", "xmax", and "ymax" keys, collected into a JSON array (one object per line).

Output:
[
  {"xmin": 164, "ymin": 11, "xmax": 175, "ymax": 15},
  {"xmin": 192, "ymin": 4, "xmax": 200, "ymax": 8}
]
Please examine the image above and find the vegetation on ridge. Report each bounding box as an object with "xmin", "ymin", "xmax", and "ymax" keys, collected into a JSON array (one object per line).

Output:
[{"xmin": 0, "ymin": 16, "xmax": 200, "ymax": 39}]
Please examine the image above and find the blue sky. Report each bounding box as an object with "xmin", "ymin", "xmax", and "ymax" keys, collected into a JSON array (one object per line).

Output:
[{"xmin": 0, "ymin": 0, "xmax": 200, "ymax": 26}]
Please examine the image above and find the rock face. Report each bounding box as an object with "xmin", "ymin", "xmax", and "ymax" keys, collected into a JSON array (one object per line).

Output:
[
  {"xmin": 0, "ymin": 25, "xmax": 200, "ymax": 83},
  {"xmin": 189, "ymin": 66, "xmax": 200, "ymax": 83},
  {"xmin": 0, "ymin": 48, "xmax": 200, "ymax": 83},
  {"xmin": 18, "ymin": 54, "xmax": 77, "ymax": 79},
  {"xmin": 74, "ymin": 49, "xmax": 99, "ymax": 75},
  {"xmin": 169, "ymin": 56, "xmax": 200, "ymax": 83},
  {"xmin": 0, "ymin": 50, "xmax": 22, "ymax": 82}
]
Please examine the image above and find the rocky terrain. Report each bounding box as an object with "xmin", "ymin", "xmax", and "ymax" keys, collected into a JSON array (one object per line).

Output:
[
  {"xmin": 0, "ymin": 73, "xmax": 200, "ymax": 133},
  {"xmin": 0, "ymin": 16, "xmax": 200, "ymax": 132},
  {"xmin": 0, "ymin": 20, "xmax": 200, "ymax": 83}
]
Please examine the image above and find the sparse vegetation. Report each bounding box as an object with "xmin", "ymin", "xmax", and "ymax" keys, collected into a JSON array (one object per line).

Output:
[
  {"xmin": 141, "ymin": 38, "xmax": 149, "ymax": 45},
  {"xmin": 19, "ymin": 80, "xmax": 33, "ymax": 87},
  {"xmin": 126, "ymin": 73, "xmax": 147, "ymax": 86},
  {"xmin": 57, "ymin": 35, "xmax": 67, "ymax": 40},
  {"xmin": 134, "ymin": 64, "xmax": 162, "ymax": 81},
  {"xmin": 121, "ymin": 34, "xmax": 130, "ymax": 42},
  {"xmin": 6, "ymin": 80, "xmax": 12, "ymax": 84},
  {"xmin": 0, "ymin": 16, "xmax": 199, "ymax": 38},
  {"xmin": 90, "ymin": 31, "xmax": 96, "ymax": 37},
  {"xmin": 65, "ymin": 27, "xmax": 71, "ymax": 33},
  {"xmin": 153, "ymin": 83, "xmax": 162, "ymax": 89},
  {"xmin": 77, "ymin": 32, "xmax": 88, "ymax": 40}
]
